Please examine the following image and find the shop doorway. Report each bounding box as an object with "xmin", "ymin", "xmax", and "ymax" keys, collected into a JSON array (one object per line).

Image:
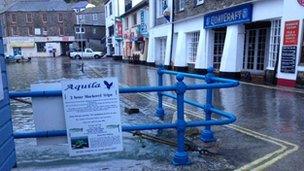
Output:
[
  {"xmin": 213, "ymin": 29, "xmax": 226, "ymax": 70},
  {"xmin": 60, "ymin": 42, "xmax": 70, "ymax": 56},
  {"xmin": 243, "ymin": 22, "xmax": 271, "ymax": 73}
]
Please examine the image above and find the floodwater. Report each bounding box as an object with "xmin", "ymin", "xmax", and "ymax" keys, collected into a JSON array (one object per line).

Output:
[{"xmin": 7, "ymin": 57, "xmax": 304, "ymax": 170}]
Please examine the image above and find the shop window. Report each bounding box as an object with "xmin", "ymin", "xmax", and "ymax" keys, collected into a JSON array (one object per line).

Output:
[
  {"xmin": 178, "ymin": 0, "xmax": 185, "ymax": 11},
  {"xmin": 26, "ymin": 13, "xmax": 32, "ymax": 23},
  {"xmin": 157, "ymin": 0, "xmax": 168, "ymax": 18},
  {"xmin": 186, "ymin": 31, "xmax": 200, "ymax": 63},
  {"xmin": 36, "ymin": 42, "xmax": 46, "ymax": 52},
  {"xmin": 213, "ymin": 30, "xmax": 226, "ymax": 70},
  {"xmin": 93, "ymin": 28, "xmax": 97, "ymax": 34},
  {"xmin": 268, "ymin": 20, "xmax": 281, "ymax": 69}
]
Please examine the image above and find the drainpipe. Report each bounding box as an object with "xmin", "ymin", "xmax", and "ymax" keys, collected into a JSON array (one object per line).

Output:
[{"xmin": 168, "ymin": 0, "xmax": 175, "ymax": 70}]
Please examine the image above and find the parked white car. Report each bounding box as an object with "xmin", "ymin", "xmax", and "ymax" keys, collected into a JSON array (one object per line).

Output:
[{"xmin": 70, "ymin": 48, "xmax": 103, "ymax": 59}]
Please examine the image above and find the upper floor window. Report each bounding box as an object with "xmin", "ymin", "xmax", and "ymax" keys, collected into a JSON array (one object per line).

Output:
[
  {"xmin": 109, "ymin": 2, "xmax": 113, "ymax": 15},
  {"xmin": 26, "ymin": 13, "xmax": 32, "ymax": 23},
  {"xmin": 125, "ymin": 17, "xmax": 129, "ymax": 30},
  {"xmin": 58, "ymin": 13, "xmax": 63, "ymax": 22},
  {"xmin": 11, "ymin": 26, "xmax": 18, "ymax": 35},
  {"xmin": 11, "ymin": 14, "xmax": 17, "ymax": 23},
  {"xmin": 197, "ymin": 0, "xmax": 204, "ymax": 5},
  {"xmin": 75, "ymin": 27, "xmax": 85, "ymax": 34},
  {"xmin": 28, "ymin": 27, "xmax": 34, "ymax": 36},
  {"xmin": 59, "ymin": 26, "xmax": 64, "ymax": 36},
  {"xmin": 42, "ymin": 13, "xmax": 47, "ymax": 23},
  {"xmin": 178, "ymin": 0, "xmax": 185, "ymax": 11},
  {"xmin": 93, "ymin": 14, "xmax": 98, "ymax": 21},
  {"xmin": 133, "ymin": 13, "xmax": 137, "ymax": 26},
  {"xmin": 42, "ymin": 27, "xmax": 48, "ymax": 36},
  {"xmin": 105, "ymin": 5, "xmax": 108, "ymax": 17},
  {"xmin": 156, "ymin": 0, "xmax": 168, "ymax": 18}
]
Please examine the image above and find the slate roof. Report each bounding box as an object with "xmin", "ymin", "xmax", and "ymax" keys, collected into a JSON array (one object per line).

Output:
[
  {"xmin": 3, "ymin": 0, "xmax": 73, "ymax": 12},
  {"xmin": 79, "ymin": 4, "xmax": 104, "ymax": 14}
]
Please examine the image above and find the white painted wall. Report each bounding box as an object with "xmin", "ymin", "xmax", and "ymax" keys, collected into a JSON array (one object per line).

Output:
[
  {"xmin": 252, "ymin": 0, "xmax": 283, "ymax": 22},
  {"xmin": 277, "ymin": 0, "xmax": 304, "ymax": 81}
]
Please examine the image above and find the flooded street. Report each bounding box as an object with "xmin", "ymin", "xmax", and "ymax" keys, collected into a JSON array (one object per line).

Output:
[{"xmin": 7, "ymin": 57, "xmax": 304, "ymax": 170}]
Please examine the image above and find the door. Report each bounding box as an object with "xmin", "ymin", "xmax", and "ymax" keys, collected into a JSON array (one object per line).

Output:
[
  {"xmin": 243, "ymin": 28, "xmax": 269, "ymax": 73},
  {"xmin": 13, "ymin": 47, "xmax": 21, "ymax": 56}
]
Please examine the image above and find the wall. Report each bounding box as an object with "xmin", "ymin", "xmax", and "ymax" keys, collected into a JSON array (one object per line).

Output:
[
  {"xmin": 277, "ymin": 0, "xmax": 304, "ymax": 85},
  {"xmin": 0, "ymin": 24, "xmax": 16, "ymax": 170}
]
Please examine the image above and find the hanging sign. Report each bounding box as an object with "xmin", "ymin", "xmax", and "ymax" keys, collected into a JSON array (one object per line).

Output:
[
  {"xmin": 283, "ymin": 20, "xmax": 300, "ymax": 45},
  {"xmin": 61, "ymin": 78, "xmax": 123, "ymax": 156},
  {"xmin": 115, "ymin": 18, "xmax": 123, "ymax": 38},
  {"xmin": 0, "ymin": 65, "xmax": 3, "ymax": 101},
  {"xmin": 204, "ymin": 4, "xmax": 252, "ymax": 29},
  {"xmin": 281, "ymin": 46, "xmax": 297, "ymax": 73}
]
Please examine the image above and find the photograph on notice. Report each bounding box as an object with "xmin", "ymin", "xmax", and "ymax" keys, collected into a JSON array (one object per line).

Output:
[{"xmin": 71, "ymin": 136, "xmax": 89, "ymax": 149}]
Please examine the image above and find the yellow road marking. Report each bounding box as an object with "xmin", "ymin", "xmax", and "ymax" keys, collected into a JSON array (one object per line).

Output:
[{"xmin": 87, "ymin": 64, "xmax": 299, "ymax": 170}]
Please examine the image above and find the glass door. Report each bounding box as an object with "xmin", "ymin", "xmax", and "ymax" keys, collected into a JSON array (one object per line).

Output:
[
  {"xmin": 213, "ymin": 30, "xmax": 226, "ymax": 70},
  {"xmin": 244, "ymin": 28, "xmax": 269, "ymax": 73}
]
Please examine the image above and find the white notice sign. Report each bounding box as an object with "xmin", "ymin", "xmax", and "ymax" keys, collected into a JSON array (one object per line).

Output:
[
  {"xmin": 61, "ymin": 78, "xmax": 123, "ymax": 156},
  {"xmin": 0, "ymin": 65, "xmax": 3, "ymax": 101}
]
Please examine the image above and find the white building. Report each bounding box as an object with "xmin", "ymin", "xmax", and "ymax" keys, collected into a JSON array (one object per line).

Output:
[
  {"xmin": 147, "ymin": 0, "xmax": 304, "ymax": 87},
  {"xmin": 147, "ymin": 0, "xmax": 174, "ymax": 67},
  {"xmin": 104, "ymin": 0, "xmax": 124, "ymax": 59}
]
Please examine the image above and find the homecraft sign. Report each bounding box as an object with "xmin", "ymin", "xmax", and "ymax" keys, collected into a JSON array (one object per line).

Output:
[{"xmin": 204, "ymin": 4, "xmax": 253, "ymax": 29}]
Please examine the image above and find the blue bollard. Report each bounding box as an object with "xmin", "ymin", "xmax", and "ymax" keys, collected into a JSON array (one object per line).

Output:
[
  {"xmin": 201, "ymin": 67, "xmax": 216, "ymax": 143},
  {"xmin": 172, "ymin": 74, "xmax": 190, "ymax": 165},
  {"xmin": 156, "ymin": 65, "xmax": 165, "ymax": 120}
]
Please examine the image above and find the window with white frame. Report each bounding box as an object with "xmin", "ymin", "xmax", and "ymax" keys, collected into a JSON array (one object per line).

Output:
[
  {"xmin": 105, "ymin": 5, "xmax": 108, "ymax": 17},
  {"xmin": 178, "ymin": 0, "xmax": 185, "ymax": 11},
  {"xmin": 75, "ymin": 27, "xmax": 85, "ymax": 33},
  {"xmin": 156, "ymin": 37, "xmax": 167, "ymax": 64},
  {"xmin": 187, "ymin": 32, "xmax": 200, "ymax": 63},
  {"xmin": 213, "ymin": 30, "xmax": 226, "ymax": 70},
  {"xmin": 93, "ymin": 14, "xmax": 98, "ymax": 21},
  {"xmin": 268, "ymin": 20, "xmax": 281, "ymax": 69},
  {"xmin": 197, "ymin": 0, "xmax": 204, "ymax": 5},
  {"xmin": 109, "ymin": 2, "xmax": 113, "ymax": 15},
  {"xmin": 157, "ymin": 0, "xmax": 168, "ymax": 18}
]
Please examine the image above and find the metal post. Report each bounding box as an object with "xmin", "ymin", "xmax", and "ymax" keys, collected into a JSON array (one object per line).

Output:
[
  {"xmin": 172, "ymin": 74, "xmax": 190, "ymax": 165},
  {"xmin": 201, "ymin": 67, "xmax": 216, "ymax": 142},
  {"xmin": 156, "ymin": 65, "xmax": 165, "ymax": 120}
]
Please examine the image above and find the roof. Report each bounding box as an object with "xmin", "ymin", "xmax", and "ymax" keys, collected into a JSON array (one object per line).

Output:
[
  {"xmin": 70, "ymin": 1, "xmax": 89, "ymax": 10},
  {"xmin": 121, "ymin": 0, "xmax": 148, "ymax": 18},
  {"xmin": 2, "ymin": 0, "xmax": 73, "ymax": 12},
  {"xmin": 79, "ymin": 4, "xmax": 104, "ymax": 14}
]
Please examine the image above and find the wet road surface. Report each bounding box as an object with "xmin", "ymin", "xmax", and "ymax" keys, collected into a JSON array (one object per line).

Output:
[{"xmin": 6, "ymin": 57, "xmax": 304, "ymax": 170}]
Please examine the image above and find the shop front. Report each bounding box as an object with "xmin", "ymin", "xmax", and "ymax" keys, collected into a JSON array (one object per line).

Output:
[{"xmin": 202, "ymin": 1, "xmax": 285, "ymax": 84}]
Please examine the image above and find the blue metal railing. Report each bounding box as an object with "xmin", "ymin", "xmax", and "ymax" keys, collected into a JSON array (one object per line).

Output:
[{"xmin": 9, "ymin": 67, "xmax": 239, "ymax": 166}]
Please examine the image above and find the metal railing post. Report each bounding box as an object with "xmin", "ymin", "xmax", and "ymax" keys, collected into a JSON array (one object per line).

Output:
[
  {"xmin": 201, "ymin": 67, "xmax": 216, "ymax": 142},
  {"xmin": 172, "ymin": 74, "xmax": 190, "ymax": 165},
  {"xmin": 156, "ymin": 65, "xmax": 165, "ymax": 120}
]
